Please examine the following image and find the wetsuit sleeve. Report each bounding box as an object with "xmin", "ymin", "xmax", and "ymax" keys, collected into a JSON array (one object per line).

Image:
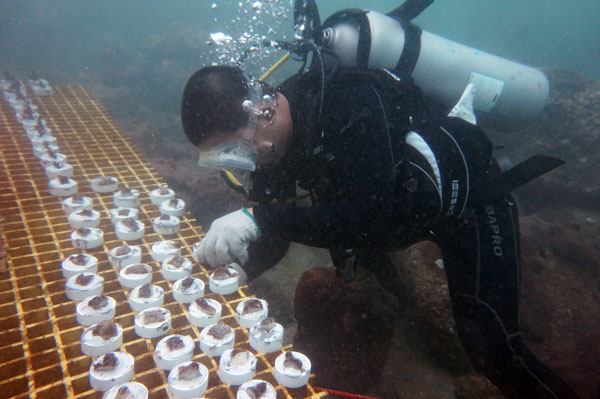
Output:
[{"xmin": 253, "ymin": 84, "xmax": 398, "ymax": 248}]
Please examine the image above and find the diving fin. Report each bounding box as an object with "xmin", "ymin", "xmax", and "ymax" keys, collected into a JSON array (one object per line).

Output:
[
  {"xmin": 387, "ymin": 0, "xmax": 434, "ymax": 21},
  {"xmin": 501, "ymin": 155, "xmax": 565, "ymax": 192}
]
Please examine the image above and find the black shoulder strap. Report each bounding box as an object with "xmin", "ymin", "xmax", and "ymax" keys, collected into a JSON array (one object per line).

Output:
[
  {"xmin": 387, "ymin": 0, "xmax": 434, "ymax": 21},
  {"xmin": 395, "ymin": 20, "xmax": 422, "ymax": 79}
]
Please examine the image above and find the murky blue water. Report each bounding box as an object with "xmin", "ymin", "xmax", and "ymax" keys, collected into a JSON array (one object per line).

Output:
[
  {"xmin": 2, "ymin": 2, "xmax": 599, "ymax": 397},
  {"xmin": 1, "ymin": 0, "xmax": 598, "ymax": 140},
  {"xmin": 1, "ymin": 1, "xmax": 599, "ymax": 78},
  {"xmin": 1, "ymin": 0, "xmax": 598, "ymax": 135}
]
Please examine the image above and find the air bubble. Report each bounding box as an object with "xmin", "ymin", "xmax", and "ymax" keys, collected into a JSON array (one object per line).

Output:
[{"xmin": 202, "ymin": 0, "xmax": 294, "ymax": 71}]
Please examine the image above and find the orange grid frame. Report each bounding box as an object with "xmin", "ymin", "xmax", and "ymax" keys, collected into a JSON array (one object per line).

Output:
[{"xmin": 0, "ymin": 86, "xmax": 328, "ymax": 399}]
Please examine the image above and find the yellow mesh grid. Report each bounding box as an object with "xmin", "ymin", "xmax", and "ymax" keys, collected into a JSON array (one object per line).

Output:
[{"xmin": 0, "ymin": 86, "xmax": 328, "ymax": 399}]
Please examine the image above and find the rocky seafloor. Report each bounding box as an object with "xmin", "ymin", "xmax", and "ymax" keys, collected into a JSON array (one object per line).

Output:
[{"xmin": 111, "ymin": 68, "xmax": 600, "ymax": 398}]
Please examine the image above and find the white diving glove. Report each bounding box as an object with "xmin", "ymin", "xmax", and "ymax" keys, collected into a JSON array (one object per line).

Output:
[{"xmin": 195, "ymin": 208, "xmax": 260, "ymax": 269}]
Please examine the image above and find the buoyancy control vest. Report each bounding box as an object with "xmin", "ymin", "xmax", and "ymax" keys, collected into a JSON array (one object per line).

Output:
[{"xmin": 290, "ymin": 66, "xmax": 493, "ymax": 224}]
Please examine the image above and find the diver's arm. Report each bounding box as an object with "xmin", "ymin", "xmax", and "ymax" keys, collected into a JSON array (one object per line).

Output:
[{"xmin": 253, "ymin": 197, "xmax": 396, "ymax": 247}]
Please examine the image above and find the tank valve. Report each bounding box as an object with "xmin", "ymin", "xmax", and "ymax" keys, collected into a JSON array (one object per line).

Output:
[{"xmin": 322, "ymin": 27, "xmax": 333, "ymax": 45}]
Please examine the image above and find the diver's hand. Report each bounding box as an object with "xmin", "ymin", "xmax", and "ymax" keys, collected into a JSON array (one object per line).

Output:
[{"xmin": 195, "ymin": 208, "xmax": 259, "ymax": 268}]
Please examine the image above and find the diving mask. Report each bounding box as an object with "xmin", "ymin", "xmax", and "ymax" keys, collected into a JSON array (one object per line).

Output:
[
  {"xmin": 197, "ymin": 139, "xmax": 258, "ymax": 172},
  {"xmin": 196, "ymin": 75, "xmax": 278, "ymax": 173}
]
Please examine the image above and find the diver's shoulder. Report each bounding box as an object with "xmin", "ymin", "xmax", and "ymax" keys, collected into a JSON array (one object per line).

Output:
[{"xmin": 278, "ymin": 70, "xmax": 320, "ymax": 95}]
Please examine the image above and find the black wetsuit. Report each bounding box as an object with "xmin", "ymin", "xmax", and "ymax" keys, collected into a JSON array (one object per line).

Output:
[{"xmin": 245, "ymin": 67, "xmax": 579, "ymax": 399}]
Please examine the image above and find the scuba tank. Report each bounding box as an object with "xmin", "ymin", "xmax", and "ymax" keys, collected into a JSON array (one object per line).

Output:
[{"xmin": 319, "ymin": 8, "xmax": 550, "ymax": 131}]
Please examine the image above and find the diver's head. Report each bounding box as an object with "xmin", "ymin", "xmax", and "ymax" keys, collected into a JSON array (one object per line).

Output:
[{"xmin": 181, "ymin": 65, "xmax": 292, "ymax": 172}]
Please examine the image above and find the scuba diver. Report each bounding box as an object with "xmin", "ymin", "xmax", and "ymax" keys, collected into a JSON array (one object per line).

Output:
[{"xmin": 181, "ymin": 1, "xmax": 581, "ymax": 398}]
